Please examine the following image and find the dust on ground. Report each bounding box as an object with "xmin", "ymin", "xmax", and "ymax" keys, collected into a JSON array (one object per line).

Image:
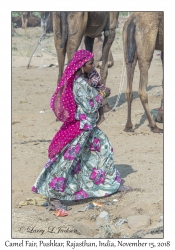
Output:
[{"xmin": 12, "ymin": 21, "xmax": 163, "ymax": 239}]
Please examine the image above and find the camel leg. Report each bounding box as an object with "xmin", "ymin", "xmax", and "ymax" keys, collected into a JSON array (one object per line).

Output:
[
  {"xmin": 100, "ymin": 11, "xmax": 119, "ymax": 83},
  {"xmin": 123, "ymin": 18, "xmax": 137, "ymax": 132},
  {"xmin": 124, "ymin": 54, "xmax": 137, "ymax": 132},
  {"xmin": 100, "ymin": 30, "xmax": 116, "ymax": 85},
  {"xmin": 100, "ymin": 11, "xmax": 119, "ymax": 84},
  {"xmin": 21, "ymin": 15, "xmax": 25, "ymax": 33},
  {"xmin": 161, "ymin": 50, "xmax": 164, "ymax": 110},
  {"xmin": 66, "ymin": 35, "xmax": 84, "ymax": 64},
  {"xmin": 135, "ymin": 21, "xmax": 163, "ymax": 133},
  {"xmin": 21, "ymin": 14, "xmax": 28, "ymax": 37},
  {"xmin": 137, "ymin": 59, "xmax": 163, "ymax": 133},
  {"xmin": 156, "ymin": 50, "xmax": 163, "ymax": 123},
  {"xmin": 54, "ymin": 34, "xmax": 66, "ymax": 83},
  {"xmin": 24, "ymin": 19, "xmax": 28, "ymax": 37},
  {"xmin": 84, "ymin": 36, "xmax": 94, "ymax": 52},
  {"xmin": 107, "ymin": 49, "xmax": 114, "ymax": 67},
  {"xmin": 53, "ymin": 12, "xmax": 67, "ymax": 83},
  {"xmin": 66, "ymin": 12, "xmax": 88, "ymax": 62},
  {"xmin": 66, "ymin": 12, "xmax": 88, "ymax": 63},
  {"xmin": 56, "ymin": 45, "xmax": 66, "ymax": 83}
]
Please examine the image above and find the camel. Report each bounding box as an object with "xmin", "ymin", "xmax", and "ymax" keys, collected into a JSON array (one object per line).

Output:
[
  {"xmin": 123, "ymin": 12, "xmax": 163, "ymax": 133},
  {"xmin": 52, "ymin": 11, "xmax": 119, "ymax": 84},
  {"xmin": 40, "ymin": 12, "xmax": 113, "ymax": 67},
  {"xmin": 21, "ymin": 12, "xmax": 41, "ymax": 36},
  {"xmin": 80, "ymin": 36, "xmax": 114, "ymax": 68},
  {"xmin": 12, "ymin": 12, "xmax": 40, "ymax": 35}
]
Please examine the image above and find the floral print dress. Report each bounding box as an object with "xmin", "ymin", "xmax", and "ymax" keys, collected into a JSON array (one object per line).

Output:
[{"xmin": 32, "ymin": 76, "xmax": 121, "ymax": 200}]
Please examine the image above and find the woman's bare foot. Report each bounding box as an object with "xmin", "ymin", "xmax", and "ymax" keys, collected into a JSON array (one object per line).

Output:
[
  {"xmin": 97, "ymin": 115, "xmax": 105, "ymax": 126},
  {"xmin": 118, "ymin": 185, "xmax": 133, "ymax": 192},
  {"xmin": 50, "ymin": 199, "xmax": 71, "ymax": 211},
  {"xmin": 50, "ymin": 199, "xmax": 62, "ymax": 209},
  {"xmin": 49, "ymin": 199, "xmax": 69, "ymax": 217}
]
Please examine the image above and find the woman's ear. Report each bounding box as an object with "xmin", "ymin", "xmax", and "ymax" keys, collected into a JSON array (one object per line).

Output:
[{"xmin": 81, "ymin": 67, "xmax": 84, "ymax": 74}]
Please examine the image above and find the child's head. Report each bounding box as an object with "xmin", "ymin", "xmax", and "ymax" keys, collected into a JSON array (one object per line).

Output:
[{"xmin": 88, "ymin": 68, "xmax": 101, "ymax": 86}]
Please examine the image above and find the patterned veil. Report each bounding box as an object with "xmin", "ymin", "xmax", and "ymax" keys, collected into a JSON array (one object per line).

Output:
[{"xmin": 48, "ymin": 50, "xmax": 94, "ymax": 159}]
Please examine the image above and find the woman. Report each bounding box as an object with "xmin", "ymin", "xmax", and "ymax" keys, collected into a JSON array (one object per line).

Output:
[{"xmin": 32, "ymin": 50, "xmax": 130, "ymax": 210}]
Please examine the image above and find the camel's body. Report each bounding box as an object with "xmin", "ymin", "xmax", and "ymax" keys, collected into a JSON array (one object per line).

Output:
[
  {"xmin": 80, "ymin": 36, "xmax": 114, "ymax": 68},
  {"xmin": 123, "ymin": 12, "xmax": 163, "ymax": 133},
  {"xmin": 53, "ymin": 12, "xmax": 119, "ymax": 84}
]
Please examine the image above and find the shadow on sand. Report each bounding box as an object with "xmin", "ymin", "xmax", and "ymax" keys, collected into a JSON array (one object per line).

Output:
[
  {"xmin": 108, "ymin": 85, "xmax": 161, "ymax": 109},
  {"xmin": 107, "ymin": 85, "xmax": 161, "ymax": 130}
]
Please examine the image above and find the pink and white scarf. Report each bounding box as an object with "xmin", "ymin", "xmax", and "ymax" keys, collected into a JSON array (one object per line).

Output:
[{"xmin": 48, "ymin": 50, "xmax": 94, "ymax": 159}]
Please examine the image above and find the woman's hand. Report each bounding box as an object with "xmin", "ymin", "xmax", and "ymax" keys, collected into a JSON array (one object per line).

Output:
[
  {"xmin": 100, "ymin": 86, "xmax": 111, "ymax": 97},
  {"xmin": 88, "ymin": 79, "xmax": 92, "ymax": 86}
]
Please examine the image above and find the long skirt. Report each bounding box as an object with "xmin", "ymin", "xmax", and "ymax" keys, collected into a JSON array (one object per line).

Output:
[{"xmin": 32, "ymin": 127, "xmax": 121, "ymax": 201}]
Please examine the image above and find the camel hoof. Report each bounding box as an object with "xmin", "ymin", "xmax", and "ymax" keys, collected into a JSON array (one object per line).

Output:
[
  {"xmin": 123, "ymin": 127, "xmax": 134, "ymax": 132},
  {"xmin": 155, "ymin": 117, "xmax": 163, "ymax": 123},
  {"xmin": 155, "ymin": 109, "xmax": 164, "ymax": 123},
  {"xmin": 151, "ymin": 127, "xmax": 163, "ymax": 133}
]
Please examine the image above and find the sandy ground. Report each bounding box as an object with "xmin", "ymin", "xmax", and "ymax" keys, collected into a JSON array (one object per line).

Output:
[{"xmin": 12, "ymin": 23, "xmax": 163, "ymax": 239}]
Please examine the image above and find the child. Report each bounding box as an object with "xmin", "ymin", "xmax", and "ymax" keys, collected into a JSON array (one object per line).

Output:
[{"xmin": 87, "ymin": 68, "xmax": 106, "ymax": 125}]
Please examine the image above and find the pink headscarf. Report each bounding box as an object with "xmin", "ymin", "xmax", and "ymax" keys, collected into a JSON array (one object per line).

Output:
[{"xmin": 48, "ymin": 50, "xmax": 94, "ymax": 159}]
